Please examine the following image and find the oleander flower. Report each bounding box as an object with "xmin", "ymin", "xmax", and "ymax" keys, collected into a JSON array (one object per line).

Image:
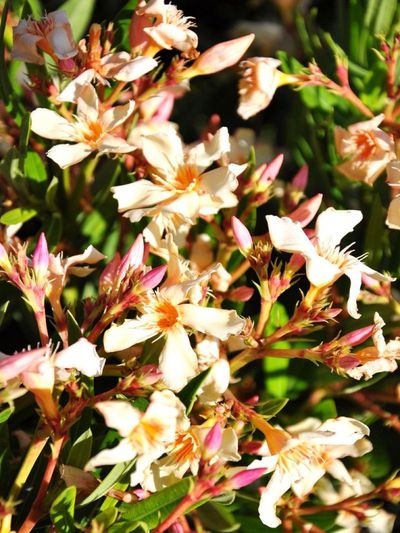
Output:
[
  {"xmin": 85, "ymin": 390, "xmax": 185, "ymax": 472},
  {"xmin": 347, "ymin": 313, "xmax": 400, "ymax": 380},
  {"xmin": 103, "ymin": 271, "xmax": 245, "ymax": 390},
  {"xmin": 238, "ymin": 57, "xmax": 299, "ymax": 119},
  {"xmin": 12, "ymin": 11, "xmax": 76, "ymax": 65},
  {"xmin": 335, "ymin": 114, "xmax": 395, "ymax": 185},
  {"xmin": 266, "ymin": 207, "xmax": 394, "ymax": 318},
  {"xmin": 31, "ymin": 84, "xmax": 135, "ymax": 168},
  {"xmin": 250, "ymin": 417, "xmax": 371, "ymax": 528},
  {"xmin": 385, "ymin": 160, "xmax": 400, "ymax": 230},
  {"xmin": 111, "ymin": 127, "xmax": 246, "ymax": 247}
]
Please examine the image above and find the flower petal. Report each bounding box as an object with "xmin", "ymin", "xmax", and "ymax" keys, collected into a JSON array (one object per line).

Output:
[
  {"xmin": 305, "ymin": 254, "xmax": 342, "ymax": 287},
  {"xmin": 85, "ymin": 438, "xmax": 137, "ymax": 470},
  {"xmin": 54, "ymin": 338, "xmax": 105, "ymax": 377},
  {"xmin": 142, "ymin": 131, "xmax": 183, "ymax": 177},
  {"xmin": 315, "ymin": 207, "xmax": 362, "ymax": 249},
  {"xmin": 258, "ymin": 468, "xmax": 291, "ymax": 528},
  {"xmin": 98, "ymin": 134, "xmax": 134, "ymax": 154},
  {"xmin": 77, "ymin": 84, "xmax": 99, "ymax": 123},
  {"xmin": 30, "ymin": 109, "xmax": 75, "ymax": 141},
  {"xmin": 113, "ymin": 56, "xmax": 158, "ymax": 82},
  {"xmin": 187, "ymin": 127, "xmax": 230, "ymax": 170},
  {"xmin": 111, "ymin": 180, "xmax": 174, "ymax": 211},
  {"xmin": 57, "ymin": 69, "xmax": 96, "ymax": 103},
  {"xmin": 46, "ymin": 143, "xmax": 92, "ymax": 168},
  {"xmin": 103, "ymin": 319, "xmax": 158, "ymax": 352},
  {"xmin": 180, "ymin": 304, "xmax": 245, "ymax": 340},
  {"xmin": 266, "ymin": 215, "xmax": 315, "ymax": 256},
  {"xmin": 95, "ymin": 400, "xmax": 141, "ymax": 436},
  {"xmin": 159, "ymin": 325, "xmax": 198, "ymax": 391},
  {"xmin": 101, "ymin": 101, "xmax": 135, "ymax": 132}
]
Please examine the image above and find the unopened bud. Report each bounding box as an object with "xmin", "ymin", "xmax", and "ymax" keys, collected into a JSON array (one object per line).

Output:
[
  {"xmin": 203, "ymin": 423, "xmax": 223, "ymax": 461},
  {"xmin": 231, "ymin": 216, "xmax": 253, "ymax": 252},
  {"xmin": 184, "ymin": 34, "xmax": 254, "ymax": 78},
  {"xmin": 258, "ymin": 153, "xmax": 284, "ymax": 186},
  {"xmin": 228, "ymin": 467, "xmax": 267, "ymax": 489},
  {"xmin": 340, "ymin": 324, "xmax": 375, "ymax": 347},
  {"xmin": 0, "ymin": 243, "xmax": 12, "ymax": 272},
  {"xmin": 58, "ymin": 57, "xmax": 76, "ymax": 73},
  {"xmin": 118, "ymin": 234, "xmax": 144, "ymax": 280},
  {"xmin": 229, "ymin": 286, "xmax": 254, "ymax": 302},
  {"xmin": 292, "ymin": 165, "xmax": 308, "ymax": 191},
  {"xmin": 288, "ymin": 193, "xmax": 322, "ymax": 227},
  {"xmin": 32, "ymin": 233, "xmax": 49, "ymax": 282},
  {"xmin": 141, "ymin": 265, "xmax": 167, "ymax": 289}
]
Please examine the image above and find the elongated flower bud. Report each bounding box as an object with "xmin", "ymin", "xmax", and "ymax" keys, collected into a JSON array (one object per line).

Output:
[{"xmin": 232, "ymin": 216, "xmax": 253, "ymax": 252}]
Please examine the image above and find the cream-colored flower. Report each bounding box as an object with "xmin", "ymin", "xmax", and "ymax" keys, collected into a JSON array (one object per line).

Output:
[
  {"xmin": 250, "ymin": 417, "xmax": 371, "ymax": 528},
  {"xmin": 335, "ymin": 114, "xmax": 395, "ymax": 185},
  {"xmin": 31, "ymin": 84, "xmax": 135, "ymax": 168},
  {"xmin": 85, "ymin": 390, "xmax": 184, "ymax": 472},
  {"xmin": 266, "ymin": 207, "xmax": 394, "ymax": 318},
  {"xmin": 57, "ymin": 55, "xmax": 157, "ymax": 103},
  {"xmin": 347, "ymin": 312, "xmax": 400, "ymax": 380},
  {"xmin": 385, "ymin": 160, "xmax": 400, "ymax": 230},
  {"xmin": 12, "ymin": 11, "xmax": 76, "ymax": 65},
  {"xmin": 238, "ymin": 57, "xmax": 298, "ymax": 119},
  {"xmin": 103, "ymin": 271, "xmax": 245, "ymax": 391},
  {"xmin": 112, "ymin": 127, "xmax": 246, "ymax": 247},
  {"xmin": 135, "ymin": 0, "xmax": 198, "ymax": 56}
]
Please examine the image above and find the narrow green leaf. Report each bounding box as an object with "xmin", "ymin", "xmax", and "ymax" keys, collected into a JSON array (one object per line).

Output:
[
  {"xmin": 45, "ymin": 177, "xmax": 59, "ymax": 211},
  {"xmin": 0, "ymin": 406, "xmax": 14, "ymax": 424},
  {"xmin": 79, "ymin": 459, "xmax": 136, "ymax": 506},
  {"xmin": 66, "ymin": 428, "xmax": 92, "ymax": 469},
  {"xmin": 92, "ymin": 507, "xmax": 118, "ymax": 529},
  {"xmin": 0, "ymin": 208, "xmax": 37, "ymax": 225},
  {"xmin": 18, "ymin": 114, "xmax": 31, "ymax": 155},
  {"xmin": 374, "ymin": 0, "xmax": 397, "ymax": 34},
  {"xmin": 121, "ymin": 477, "xmax": 194, "ymax": 521},
  {"xmin": 50, "ymin": 486, "xmax": 76, "ymax": 533},
  {"xmin": 257, "ymin": 398, "xmax": 289, "ymax": 420},
  {"xmin": 197, "ymin": 502, "xmax": 240, "ymax": 532},
  {"xmin": 59, "ymin": 0, "xmax": 95, "ymax": 40},
  {"xmin": 177, "ymin": 368, "xmax": 211, "ymax": 414},
  {"xmin": 0, "ymin": 301, "xmax": 9, "ymax": 329},
  {"xmin": 66, "ymin": 310, "xmax": 82, "ymax": 345}
]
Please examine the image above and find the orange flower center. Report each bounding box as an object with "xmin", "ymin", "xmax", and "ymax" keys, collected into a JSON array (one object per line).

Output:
[
  {"xmin": 80, "ymin": 121, "xmax": 105, "ymax": 146},
  {"xmin": 173, "ymin": 164, "xmax": 201, "ymax": 191},
  {"xmin": 130, "ymin": 417, "xmax": 167, "ymax": 454},
  {"xmin": 353, "ymin": 131, "xmax": 377, "ymax": 160},
  {"xmin": 154, "ymin": 299, "xmax": 180, "ymax": 330}
]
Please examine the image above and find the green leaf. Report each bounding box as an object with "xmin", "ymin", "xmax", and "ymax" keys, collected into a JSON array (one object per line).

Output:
[
  {"xmin": 312, "ymin": 398, "xmax": 337, "ymax": 421},
  {"xmin": 45, "ymin": 176, "xmax": 59, "ymax": 211},
  {"xmin": 50, "ymin": 486, "xmax": 76, "ymax": 533},
  {"xmin": 66, "ymin": 428, "xmax": 93, "ymax": 469},
  {"xmin": 92, "ymin": 507, "xmax": 119, "ymax": 529},
  {"xmin": 374, "ymin": 0, "xmax": 397, "ymax": 34},
  {"xmin": 0, "ymin": 208, "xmax": 37, "ymax": 225},
  {"xmin": 66, "ymin": 310, "xmax": 83, "ymax": 345},
  {"xmin": 59, "ymin": 0, "xmax": 95, "ymax": 40},
  {"xmin": 79, "ymin": 459, "xmax": 136, "ymax": 506},
  {"xmin": 115, "ymin": 0, "xmax": 140, "ymax": 50},
  {"xmin": 263, "ymin": 302, "xmax": 290, "ymax": 398},
  {"xmin": 257, "ymin": 398, "xmax": 289, "ymax": 420},
  {"xmin": 177, "ymin": 368, "xmax": 211, "ymax": 414},
  {"xmin": 43, "ymin": 213, "xmax": 63, "ymax": 248},
  {"xmin": 0, "ymin": 406, "xmax": 13, "ymax": 424},
  {"xmin": 24, "ymin": 152, "xmax": 46, "ymax": 183},
  {"xmin": 197, "ymin": 502, "xmax": 240, "ymax": 532},
  {"xmin": 0, "ymin": 301, "xmax": 9, "ymax": 330},
  {"xmin": 18, "ymin": 114, "xmax": 31, "ymax": 155},
  {"xmin": 121, "ymin": 477, "xmax": 194, "ymax": 522}
]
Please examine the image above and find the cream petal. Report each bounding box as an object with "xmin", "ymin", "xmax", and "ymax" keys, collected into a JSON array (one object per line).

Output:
[
  {"xmin": 315, "ymin": 208, "xmax": 363, "ymax": 249},
  {"xmin": 103, "ymin": 319, "xmax": 158, "ymax": 352},
  {"xmin": 200, "ymin": 165, "xmax": 244, "ymax": 198},
  {"xmin": 266, "ymin": 215, "xmax": 315, "ymax": 257},
  {"xmin": 258, "ymin": 468, "xmax": 291, "ymax": 528},
  {"xmin": 57, "ymin": 69, "xmax": 96, "ymax": 103},
  {"xmin": 46, "ymin": 142, "xmax": 92, "ymax": 168},
  {"xmin": 77, "ymin": 84, "xmax": 99, "ymax": 123},
  {"xmin": 187, "ymin": 127, "xmax": 231, "ymax": 170},
  {"xmin": 145, "ymin": 24, "xmax": 188, "ymax": 50},
  {"xmin": 12, "ymin": 33, "xmax": 43, "ymax": 64},
  {"xmin": 309, "ymin": 417, "xmax": 369, "ymax": 446},
  {"xmin": 54, "ymin": 338, "xmax": 105, "ymax": 377},
  {"xmin": 198, "ymin": 359, "xmax": 230, "ymax": 403},
  {"xmin": 85, "ymin": 438, "xmax": 137, "ymax": 470},
  {"xmin": 180, "ymin": 304, "xmax": 245, "ymax": 340},
  {"xmin": 113, "ymin": 56, "xmax": 158, "ymax": 82},
  {"xmin": 142, "ymin": 131, "xmax": 184, "ymax": 178},
  {"xmin": 111, "ymin": 180, "xmax": 174, "ymax": 211},
  {"xmin": 220, "ymin": 428, "xmax": 241, "ymax": 462},
  {"xmin": 291, "ymin": 461, "xmax": 326, "ymax": 497},
  {"xmin": 95, "ymin": 400, "xmax": 141, "ymax": 436},
  {"xmin": 344, "ymin": 268, "xmax": 362, "ymax": 319},
  {"xmin": 66, "ymin": 245, "xmax": 105, "ymax": 268},
  {"xmin": 46, "ymin": 27, "xmax": 77, "ymax": 59},
  {"xmin": 326, "ymin": 459, "xmax": 354, "ymax": 485},
  {"xmin": 30, "ymin": 109, "xmax": 76, "ymax": 141},
  {"xmin": 305, "ymin": 254, "xmax": 342, "ymax": 287},
  {"xmin": 98, "ymin": 134, "xmax": 134, "ymax": 154},
  {"xmin": 101, "ymin": 101, "xmax": 135, "ymax": 131},
  {"xmin": 386, "ymin": 195, "xmax": 400, "ymax": 229},
  {"xmin": 159, "ymin": 325, "xmax": 198, "ymax": 391}
]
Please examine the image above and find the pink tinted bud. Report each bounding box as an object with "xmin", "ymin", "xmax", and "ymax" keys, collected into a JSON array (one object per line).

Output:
[
  {"xmin": 229, "ymin": 286, "xmax": 254, "ymax": 302},
  {"xmin": 170, "ymin": 524, "xmax": 184, "ymax": 533},
  {"xmin": 336, "ymin": 64, "xmax": 349, "ymax": 87},
  {"xmin": 129, "ymin": 10, "xmax": 152, "ymax": 52},
  {"xmin": 188, "ymin": 34, "xmax": 254, "ymax": 76},
  {"xmin": 58, "ymin": 58, "xmax": 76, "ymax": 73},
  {"xmin": 288, "ymin": 193, "xmax": 322, "ymax": 227},
  {"xmin": 229, "ymin": 468, "xmax": 267, "ymax": 489},
  {"xmin": 137, "ymin": 364, "xmax": 162, "ymax": 385},
  {"xmin": 231, "ymin": 216, "xmax": 253, "ymax": 251},
  {"xmin": 203, "ymin": 423, "xmax": 223, "ymax": 460},
  {"xmin": 0, "ymin": 243, "xmax": 12, "ymax": 272},
  {"xmin": 32, "ymin": 233, "xmax": 49, "ymax": 280},
  {"xmin": 259, "ymin": 153, "xmax": 284, "ymax": 185},
  {"xmin": 338, "ymin": 355, "xmax": 360, "ymax": 370},
  {"xmin": 340, "ymin": 324, "xmax": 375, "ymax": 347},
  {"xmin": 0, "ymin": 347, "xmax": 47, "ymax": 384},
  {"xmin": 119, "ymin": 234, "xmax": 144, "ymax": 280},
  {"xmin": 292, "ymin": 165, "xmax": 308, "ymax": 191},
  {"xmin": 287, "ymin": 253, "xmax": 306, "ymax": 272},
  {"xmin": 152, "ymin": 93, "xmax": 175, "ymax": 123},
  {"xmin": 141, "ymin": 265, "xmax": 167, "ymax": 289}
]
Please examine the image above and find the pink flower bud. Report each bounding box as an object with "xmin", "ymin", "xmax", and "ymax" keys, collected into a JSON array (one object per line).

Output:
[
  {"xmin": 338, "ymin": 355, "xmax": 360, "ymax": 370},
  {"xmin": 340, "ymin": 324, "xmax": 375, "ymax": 347},
  {"xmin": 229, "ymin": 286, "xmax": 254, "ymax": 302},
  {"xmin": 288, "ymin": 193, "xmax": 322, "ymax": 227},
  {"xmin": 0, "ymin": 347, "xmax": 47, "ymax": 384},
  {"xmin": 141, "ymin": 265, "xmax": 167, "ymax": 289},
  {"xmin": 118, "ymin": 234, "xmax": 144, "ymax": 280},
  {"xmin": 170, "ymin": 524, "xmax": 184, "ymax": 533},
  {"xmin": 32, "ymin": 233, "xmax": 49, "ymax": 281},
  {"xmin": 58, "ymin": 58, "xmax": 76, "ymax": 73},
  {"xmin": 228, "ymin": 467, "xmax": 267, "ymax": 489},
  {"xmin": 259, "ymin": 153, "xmax": 284, "ymax": 185},
  {"xmin": 292, "ymin": 164, "xmax": 308, "ymax": 191},
  {"xmin": 187, "ymin": 34, "xmax": 254, "ymax": 77},
  {"xmin": 203, "ymin": 423, "xmax": 223, "ymax": 460},
  {"xmin": 231, "ymin": 216, "xmax": 253, "ymax": 251}
]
